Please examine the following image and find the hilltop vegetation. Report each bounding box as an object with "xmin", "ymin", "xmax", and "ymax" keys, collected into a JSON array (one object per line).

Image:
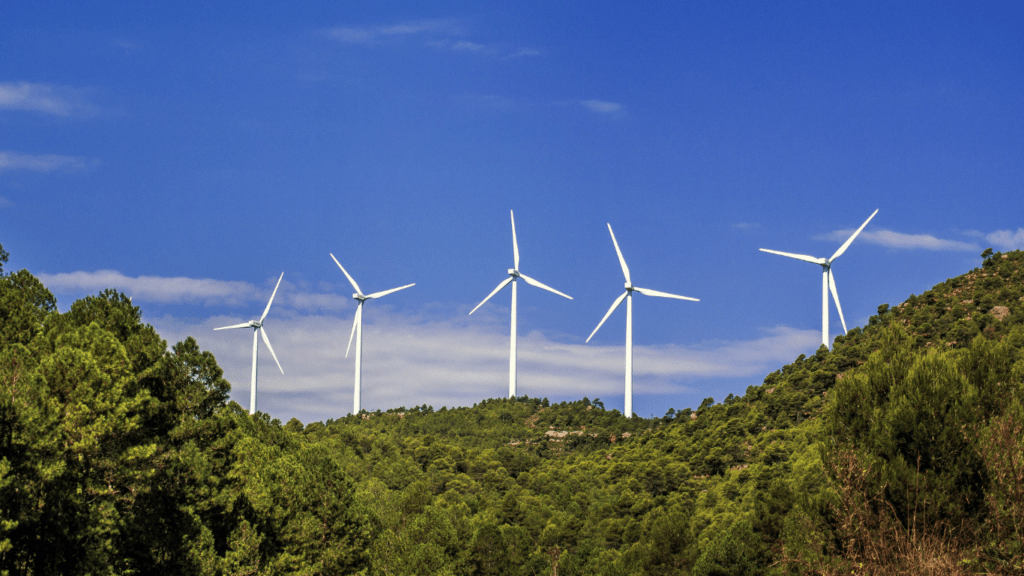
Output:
[{"xmin": 0, "ymin": 242, "xmax": 1022, "ymax": 574}]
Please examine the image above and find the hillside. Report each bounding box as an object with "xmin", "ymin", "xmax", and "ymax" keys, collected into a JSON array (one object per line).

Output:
[{"xmin": 0, "ymin": 244, "xmax": 1022, "ymax": 574}]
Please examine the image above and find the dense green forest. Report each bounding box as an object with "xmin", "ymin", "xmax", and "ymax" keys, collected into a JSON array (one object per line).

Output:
[{"xmin": 1, "ymin": 243, "xmax": 1022, "ymax": 575}]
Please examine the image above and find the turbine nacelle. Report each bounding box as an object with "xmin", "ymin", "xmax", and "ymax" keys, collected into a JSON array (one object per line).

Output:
[
  {"xmin": 588, "ymin": 223, "xmax": 698, "ymax": 418},
  {"xmin": 212, "ymin": 271, "xmax": 286, "ymax": 414},
  {"xmin": 469, "ymin": 210, "xmax": 573, "ymax": 399},
  {"xmin": 330, "ymin": 252, "xmax": 415, "ymax": 415},
  {"xmin": 759, "ymin": 208, "xmax": 879, "ymax": 348}
]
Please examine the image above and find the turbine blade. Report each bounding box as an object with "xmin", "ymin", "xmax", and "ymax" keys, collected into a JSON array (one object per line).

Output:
[
  {"xmin": 634, "ymin": 286, "xmax": 699, "ymax": 301},
  {"xmin": 511, "ymin": 210, "xmax": 520, "ymax": 270},
  {"xmin": 586, "ymin": 291, "xmax": 627, "ymax": 343},
  {"xmin": 519, "ymin": 274, "xmax": 573, "ymax": 300},
  {"xmin": 366, "ymin": 283, "xmax": 415, "ymax": 299},
  {"xmin": 330, "ymin": 253, "xmax": 363, "ymax": 295},
  {"xmin": 260, "ymin": 327, "xmax": 284, "ymax": 374},
  {"xmin": 829, "ymin": 268, "xmax": 848, "ymax": 334},
  {"xmin": 759, "ymin": 248, "xmax": 824, "ymax": 265},
  {"xmin": 830, "ymin": 208, "xmax": 879, "ymax": 262},
  {"xmin": 607, "ymin": 224, "xmax": 631, "ymax": 284},
  {"xmin": 260, "ymin": 272, "xmax": 284, "ymax": 323},
  {"xmin": 469, "ymin": 277, "xmax": 513, "ymax": 315},
  {"xmin": 214, "ymin": 322, "xmax": 252, "ymax": 330},
  {"xmin": 346, "ymin": 303, "xmax": 362, "ymax": 358}
]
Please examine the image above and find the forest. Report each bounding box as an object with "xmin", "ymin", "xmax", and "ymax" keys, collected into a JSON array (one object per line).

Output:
[{"xmin": 0, "ymin": 242, "xmax": 1022, "ymax": 575}]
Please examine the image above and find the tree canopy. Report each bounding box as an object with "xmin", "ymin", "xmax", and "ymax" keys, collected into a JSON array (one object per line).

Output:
[{"xmin": 1, "ymin": 247, "xmax": 1022, "ymax": 574}]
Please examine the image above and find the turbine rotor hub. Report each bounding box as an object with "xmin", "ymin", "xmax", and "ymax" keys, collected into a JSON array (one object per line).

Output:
[{"xmin": 508, "ymin": 269, "xmax": 519, "ymax": 277}]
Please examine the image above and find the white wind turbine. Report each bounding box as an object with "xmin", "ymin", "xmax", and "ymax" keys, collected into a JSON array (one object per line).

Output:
[
  {"xmin": 214, "ymin": 272, "xmax": 285, "ymax": 414},
  {"xmin": 330, "ymin": 254, "xmax": 414, "ymax": 415},
  {"xmin": 469, "ymin": 210, "xmax": 573, "ymax": 399},
  {"xmin": 586, "ymin": 224, "xmax": 698, "ymax": 418},
  {"xmin": 760, "ymin": 209, "xmax": 878, "ymax": 349}
]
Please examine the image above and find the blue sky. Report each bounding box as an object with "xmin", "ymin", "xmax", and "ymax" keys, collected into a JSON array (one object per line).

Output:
[{"xmin": 3, "ymin": 2, "xmax": 1022, "ymax": 423}]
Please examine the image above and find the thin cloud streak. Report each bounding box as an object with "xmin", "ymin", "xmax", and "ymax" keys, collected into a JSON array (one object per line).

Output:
[
  {"xmin": 816, "ymin": 228, "xmax": 980, "ymax": 252},
  {"xmin": 0, "ymin": 82, "xmax": 92, "ymax": 116},
  {"xmin": 326, "ymin": 21, "xmax": 536, "ymax": 59},
  {"xmin": 150, "ymin": 308, "xmax": 819, "ymax": 423},
  {"xmin": 39, "ymin": 270, "xmax": 260, "ymax": 306},
  {"xmin": 326, "ymin": 20, "xmax": 456, "ymax": 43},
  {"xmin": 38, "ymin": 270, "xmax": 352, "ymax": 312},
  {"xmin": 581, "ymin": 100, "xmax": 622, "ymax": 113},
  {"xmin": 429, "ymin": 39, "xmax": 487, "ymax": 52},
  {"xmin": 0, "ymin": 151, "xmax": 90, "ymax": 173}
]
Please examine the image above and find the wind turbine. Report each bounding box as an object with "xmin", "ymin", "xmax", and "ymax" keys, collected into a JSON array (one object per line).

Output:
[
  {"xmin": 586, "ymin": 224, "xmax": 698, "ymax": 418},
  {"xmin": 214, "ymin": 272, "xmax": 284, "ymax": 414},
  {"xmin": 330, "ymin": 254, "xmax": 414, "ymax": 415},
  {"xmin": 469, "ymin": 210, "xmax": 573, "ymax": 399},
  {"xmin": 759, "ymin": 209, "xmax": 878, "ymax": 349}
]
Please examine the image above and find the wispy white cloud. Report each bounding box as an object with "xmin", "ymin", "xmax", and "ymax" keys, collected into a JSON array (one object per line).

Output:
[
  {"xmin": 0, "ymin": 197, "xmax": 13, "ymax": 208},
  {"xmin": 325, "ymin": 20, "xmax": 538, "ymax": 60},
  {"xmin": 38, "ymin": 270, "xmax": 260, "ymax": 306},
  {"xmin": 326, "ymin": 20, "xmax": 457, "ymax": 44},
  {"xmin": 0, "ymin": 82, "xmax": 93, "ymax": 116},
  {"xmin": 0, "ymin": 151, "xmax": 91, "ymax": 173},
  {"xmin": 581, "ymin": 100, "xmax": 622, "ymax": 114},
  {"xmin": 151, "ymin": 307, "xmax": 820, "ymax": 423},
  {"xmin": 112, "ymin": 39, "xmax": 144, "ymax": 51},
  {"xmin": 428, "ymin": 39, "xmax": 487, "ymax": 52},
  {"xmin": 38, "ymin": 270, "xmax": 352, "ymax": 312},
  {"xmin": 816, "ymin": 228, "xmax": 980, "ymax": 252},
  {"xmin": 732, "ymin": 222, "xmax": 759, "ymax": 230},
  {"xmin": 985, "ymin": 228, "xmax": 1024, "ymax": 251}
]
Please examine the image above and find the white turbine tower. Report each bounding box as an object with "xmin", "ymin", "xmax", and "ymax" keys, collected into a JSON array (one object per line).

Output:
[
  {"xmin": 214, "ymin": 272, "xmax": 285, "ymax": 414},
  {"xmin": 330, "ymin": 254, "xmax": 414, "ymax": 415},
  {"xmin": 586, "ymin": 224, "xmax": 698, "ymax": 418},
  {"xmin": 759, "ymin": 209, "xmax": 878, "ymax": 349},
  {"xmin": 469, "ymin": 210, "xmax": 573, "ymax": 399}
]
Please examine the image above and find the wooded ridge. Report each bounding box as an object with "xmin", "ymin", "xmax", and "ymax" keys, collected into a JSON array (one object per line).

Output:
[{"xmin": 0, "ymin": 245, "xmax": 1021, "ymax": 574}]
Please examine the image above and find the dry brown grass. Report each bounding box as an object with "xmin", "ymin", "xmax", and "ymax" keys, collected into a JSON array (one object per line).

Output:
[
  {"xmin": 971, "ymin": 409, "xmax": 1024, "ymax": 573},
  {"xmin": 782, "ymin": 411, "xmax": 1024, "ymax": 575},
  {"xmin": 781, "ymin": 450, "xmax": 970, "ymax": 576}
]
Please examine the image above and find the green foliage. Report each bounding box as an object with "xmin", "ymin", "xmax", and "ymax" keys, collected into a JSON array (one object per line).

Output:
[
  {"xmin": 0, "ymin": 269, "xmax": 368, "ymax": 574},
  {"xmin": 692, "ymin": 518, "xmax": 768, "ymax": 576},
  {"xmin": 0, "ymin": 270, "xmax": 56, "ymax": 349},
  {"xmin": 823, "ymin": 325, "xmax": 1024, "ymax": 532},
  {"xmin": 222, "ymin": 413, "xmax": 370, "ymax": 574},
  {"xmin": 3, "ymin": 245, "xmax": 1024, "ymax": 573},
  {"xmin": 972, "ymin": 400, "xmax": 1024, "ymax": 570}
]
